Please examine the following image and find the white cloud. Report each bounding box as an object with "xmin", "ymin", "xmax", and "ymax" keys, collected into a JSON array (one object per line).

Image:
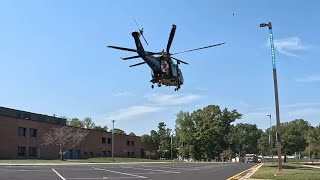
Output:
[
  {"xmin": 103, "ymin": 93, "xmax": 201, "ymax": 121},
  {"xmin": 112, "ymin": 91, "xmax": 134, "ymax": 97},
  {"xmin": 145, "ymin": 93, "xmax": 201, "ymax": 106},
  {"xmin": 295, "ymin": 75, "xmax": 320, "ymax": 83},
  {"xmin": 286, "ymin": 107, "xmax": 320, "ymax": 120},
  {"xmin": 104, "ymin": 105, "xmax": 164, "ymax": 121},
  {"xmin": 268, "ymin": 37, "xmax": 309, "ymax": 56},
  {"xmin": 240, "ymin": 102, "xmax": 320, "ymax": 129}
]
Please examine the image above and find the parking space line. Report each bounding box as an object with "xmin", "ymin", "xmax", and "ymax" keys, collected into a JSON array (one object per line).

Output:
[
  {"xmin": 0, "ymin": 169, "xmax": 51, "ymax": 172},
  {"xmin": 92, "ymin": 167, "xmax": 147, "ymax": 179},
  {"xmin": 121, "ymin": 166, "xmax": 181, "ymax": 174},
  {"xmin": 52, "ymin": 168, "xmax": 66, "ymax": 180}
]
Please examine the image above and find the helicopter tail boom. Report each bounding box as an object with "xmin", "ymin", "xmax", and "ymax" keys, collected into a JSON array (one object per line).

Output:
[{"xmin": 132, "ymin": 32, "xmax": 146, "ymax": 56}]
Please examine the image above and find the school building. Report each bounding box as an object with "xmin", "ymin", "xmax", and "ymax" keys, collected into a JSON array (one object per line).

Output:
[{"xmin": 0, "ymin": 106, "xmax": 156, "ymax": 159}]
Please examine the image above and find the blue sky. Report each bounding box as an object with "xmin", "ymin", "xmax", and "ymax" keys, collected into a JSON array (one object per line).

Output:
[{"xmin": 1, "ymin": 0, "xmax": 320, "ymax": 136}]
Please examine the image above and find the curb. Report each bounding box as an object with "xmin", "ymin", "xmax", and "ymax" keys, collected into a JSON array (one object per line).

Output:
[
  {"xmin": 226, "ymin": 164, "xmax": 261, "ymax": 180},
  {"xmin": 240, "ymin": 163, "xmax": 264, "ymax": 180}
]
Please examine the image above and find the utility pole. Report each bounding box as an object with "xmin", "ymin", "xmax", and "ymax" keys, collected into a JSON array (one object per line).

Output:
[
  {"xmin": 260, "ymin": 22, "xmax": 282, "ymax": 173},
  {"xmin": 112, "ymin": 120, "xmax": 115, "ymax": 163}
]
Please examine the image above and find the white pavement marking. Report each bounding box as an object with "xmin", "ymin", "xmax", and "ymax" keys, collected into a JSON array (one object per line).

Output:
[
  {"xmin": 52, "ymin": 168, "xmax": 66, "ymax": 180},
  {"xmin": 137, "ymin": 165, "xmax": 200, "ymax": 171},
  {"xmin": 0, "ymin": 169, "xmax": 51, "ymax": 172},
  {"xmin": 121, "ymin": 166, "xmax": 181, "ymax": 174},
  {"xmin": 92, "ymin": 167, "xmax": 147, "ymax": 179}
]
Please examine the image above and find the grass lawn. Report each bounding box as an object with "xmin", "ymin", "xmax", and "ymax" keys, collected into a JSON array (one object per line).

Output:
[
  {"xmin": 251, "ymin": 163, "xmax": 320, "ymax": 180},
  {"xmin": 0, "ymin": 157, "xmax": 171, "ymax": 164}
]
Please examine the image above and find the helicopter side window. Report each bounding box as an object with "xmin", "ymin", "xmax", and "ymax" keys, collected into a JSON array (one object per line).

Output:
[{"xmin": 161, "ymin": 59, "xmax": 169, "ymax": 75}]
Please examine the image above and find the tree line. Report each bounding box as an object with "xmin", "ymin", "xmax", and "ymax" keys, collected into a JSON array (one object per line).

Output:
[
  {"xmin": 66, "ymin": 117, "xmax": 135, "ymax": 136},
  {"xmin": 141, "ymin": 104, "xmax": 320, "ymax": 162}
]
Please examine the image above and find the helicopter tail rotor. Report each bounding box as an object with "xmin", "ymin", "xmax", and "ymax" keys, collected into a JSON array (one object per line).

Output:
[{"xmin": 134, "ymin": 19, "xmax": 149, "ymax": 45}]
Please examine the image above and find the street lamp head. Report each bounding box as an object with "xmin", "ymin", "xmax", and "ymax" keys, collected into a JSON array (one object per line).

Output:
[
  {"xmin": 267, "ymin": 114, "xmax": 271, "ymax": 118},
  {"xmin": 260, "ymin": 23, "xmax": 268, "ymax": 27},
  {"xmin": 260, "ymin": 22, "xmax": 272, "ymax": 29}
]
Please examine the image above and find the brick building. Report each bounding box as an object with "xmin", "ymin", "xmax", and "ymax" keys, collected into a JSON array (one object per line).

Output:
[{"xmin": 0, "ymin": 106, "xmax": 155, "ymax": 159}]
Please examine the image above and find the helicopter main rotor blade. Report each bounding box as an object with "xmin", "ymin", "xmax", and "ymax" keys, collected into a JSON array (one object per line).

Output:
[
  {"xmin": 121, "ymin": 52, "xmax": 161, "ymax": 60},
  {"xmin": 171, "ymin": 42, "xmax": 226, "ymax": 55},
  {"xmin": 166, "ymin": 24, "xmax": 176, "ymax": 53},
  {"xmin": 171, "ymin": 57, "xmax": 189, "ymax": 65},
  {"xmin": 107, "ymin": 46, "xmax": 138, "ymax": 52},
  {"xmin": 121, "ymin": 55, "xmax": 141, "ymax": 60},
  {"xmin": 129, "ymin": 62, "xmax": 146, "ymax": 67}
]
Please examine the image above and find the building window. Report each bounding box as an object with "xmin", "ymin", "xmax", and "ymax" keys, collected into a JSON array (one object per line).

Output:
[
  {"xmin": 131, "ymin": 152, "xmax": 134, "ymax": 157},
  {"xmin": 29, "ymin": 147, "xmax": 36, "ymax": 156},
  {"xmin": 102, "ymin": 137, "xmax": 106, "ymax": 144},
  {"xmin": 102, "ymin": 151, "xmax": 106, "ymax": 156},
  {"xmin": 90, "ymin": 152, "xmax": 94, "ymax": 156},
  {"xmin": 127, "ymin": 140, "xmax": 130, "ymax": 146},
  {"xmin": 108, "ymin": 138, "xmax": 111, "ymax": 144},
  {"xmin": 127, "ymin": 152, "xmax": 130, "ymax": 156},
  {"xmin": 131, "ymin": 141, "xmax": 134, "ymax": 146},
  {"xmin": 30, "ymin": 128, "xmax": 37, "ymax": 137},
  {"xmin": 18, "ymin": 147, "xmax": 26, "ymax": 156},
  {"xmin": 18, "ymin": 127, "xmax": 26, "ymax": 136},
  {"xmin": 84, "ymin": 152, "xmax": 88, "ymax": 156}
]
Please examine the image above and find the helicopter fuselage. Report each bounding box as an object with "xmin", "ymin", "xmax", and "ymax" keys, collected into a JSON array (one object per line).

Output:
[{"xmin": 132, "ymin": 32, "xmax": 183, "ymax": 89}]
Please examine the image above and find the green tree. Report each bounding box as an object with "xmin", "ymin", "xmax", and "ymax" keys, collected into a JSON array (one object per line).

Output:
[
  {"xmin": 150, "ymin": 130, "xmax": 160, "ymax": 145},
  {"xmin": 82, "ymin": 117, "xmax": 95, "ymax": 129},
  {"xmin": 193, "ymin": 105, "xmax": 241, "ymax": 161},
  {"xmin": 228, "ymin": 123, "xmax": 261, "ymax": 157},
  {"xmin": 141, "ymin": 134, "xmax": 152, "ymax": 143},
  {"xmin": 92, "ymin": 125, "xmax": 106, "ymax": 131},
  {"xmin": 113, "ymin": 128, "xmax": 126, "ymax": 135},
  {"xmin": 305, "ymin": 127, "xmax": 318, "ymax": 163},
  {"xmin": 175, "ymin": 111, "xmax": 195, "ymax": 160},
  {"xmin": 157, "ymin": 122, "xmax": 171, "ymax": 159},
  {"xmin": 68, "ymin": 118, "xmax": 84, "ymax": 128},
  {"xmin": 220, "ymin": 148, "xmax": 234, "ymax": 162},
  {"xmin": 281, "ymin": 119, "xmax": 310, "ymax": 162}
]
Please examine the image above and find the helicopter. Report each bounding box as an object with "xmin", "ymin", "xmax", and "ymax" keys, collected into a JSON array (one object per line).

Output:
[{"xmin": 107, "ymin": 23, "xmax": 225, "ymax": 91}]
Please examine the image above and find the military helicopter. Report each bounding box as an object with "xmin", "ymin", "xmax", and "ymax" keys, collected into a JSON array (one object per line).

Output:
[{"xmin": 107, "ymin": 23, "xmax": 225, "ymax": 91}]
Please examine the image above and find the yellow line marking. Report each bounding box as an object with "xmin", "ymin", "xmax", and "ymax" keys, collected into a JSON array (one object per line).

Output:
[{"xmin": 226, "ymin": 164, "xmax": 260, "ymax": 180}]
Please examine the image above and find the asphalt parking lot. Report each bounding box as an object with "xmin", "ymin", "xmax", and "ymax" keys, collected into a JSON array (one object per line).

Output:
[{"xmin": 0, "ymin": 162, "xmax": 255, "ymax": 180}]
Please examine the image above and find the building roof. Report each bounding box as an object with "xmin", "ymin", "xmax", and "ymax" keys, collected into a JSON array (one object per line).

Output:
[{"xmin": 0, "ymin": 106, "xmax": 66, "ymax": 125}]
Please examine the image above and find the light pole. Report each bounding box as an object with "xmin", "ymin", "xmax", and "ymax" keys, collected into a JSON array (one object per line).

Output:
[
  {"xmin": 170, "ymin": 132, "xmax": 175, "ymax": 160},
  {"xmin": 112, "ymin": 120, "xmax": 115, "ymax": 163},
  {"xmin": 267, "ymin": 114, "xmax": 273, "ymax": 163},
  {"xmin": 260, "ymin": 22, "xmax": 282, "ymax": 173}
]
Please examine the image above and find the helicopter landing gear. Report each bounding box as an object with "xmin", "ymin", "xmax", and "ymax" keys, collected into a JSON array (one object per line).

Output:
[
  {"xmin": 151, "ymin": 84, "xmax": 154, "ymax": 89},
  {"xmin": 158, "ymin": 84, "xmax": 161, "ymax": 87}
]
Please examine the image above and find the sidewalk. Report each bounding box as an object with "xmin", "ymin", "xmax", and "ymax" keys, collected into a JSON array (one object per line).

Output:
[
  {"xmin": 304, "ymin": 164, "xmax": 320, "ymax": 169},
  {"xmin": 240, "ymin": 163, "xmax": 264, "ymax": 180}
]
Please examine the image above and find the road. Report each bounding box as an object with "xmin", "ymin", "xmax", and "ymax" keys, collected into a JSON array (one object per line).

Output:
[{"xmin": 0, "ymin": 162, "xmax": 256, "ymax": 180}]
